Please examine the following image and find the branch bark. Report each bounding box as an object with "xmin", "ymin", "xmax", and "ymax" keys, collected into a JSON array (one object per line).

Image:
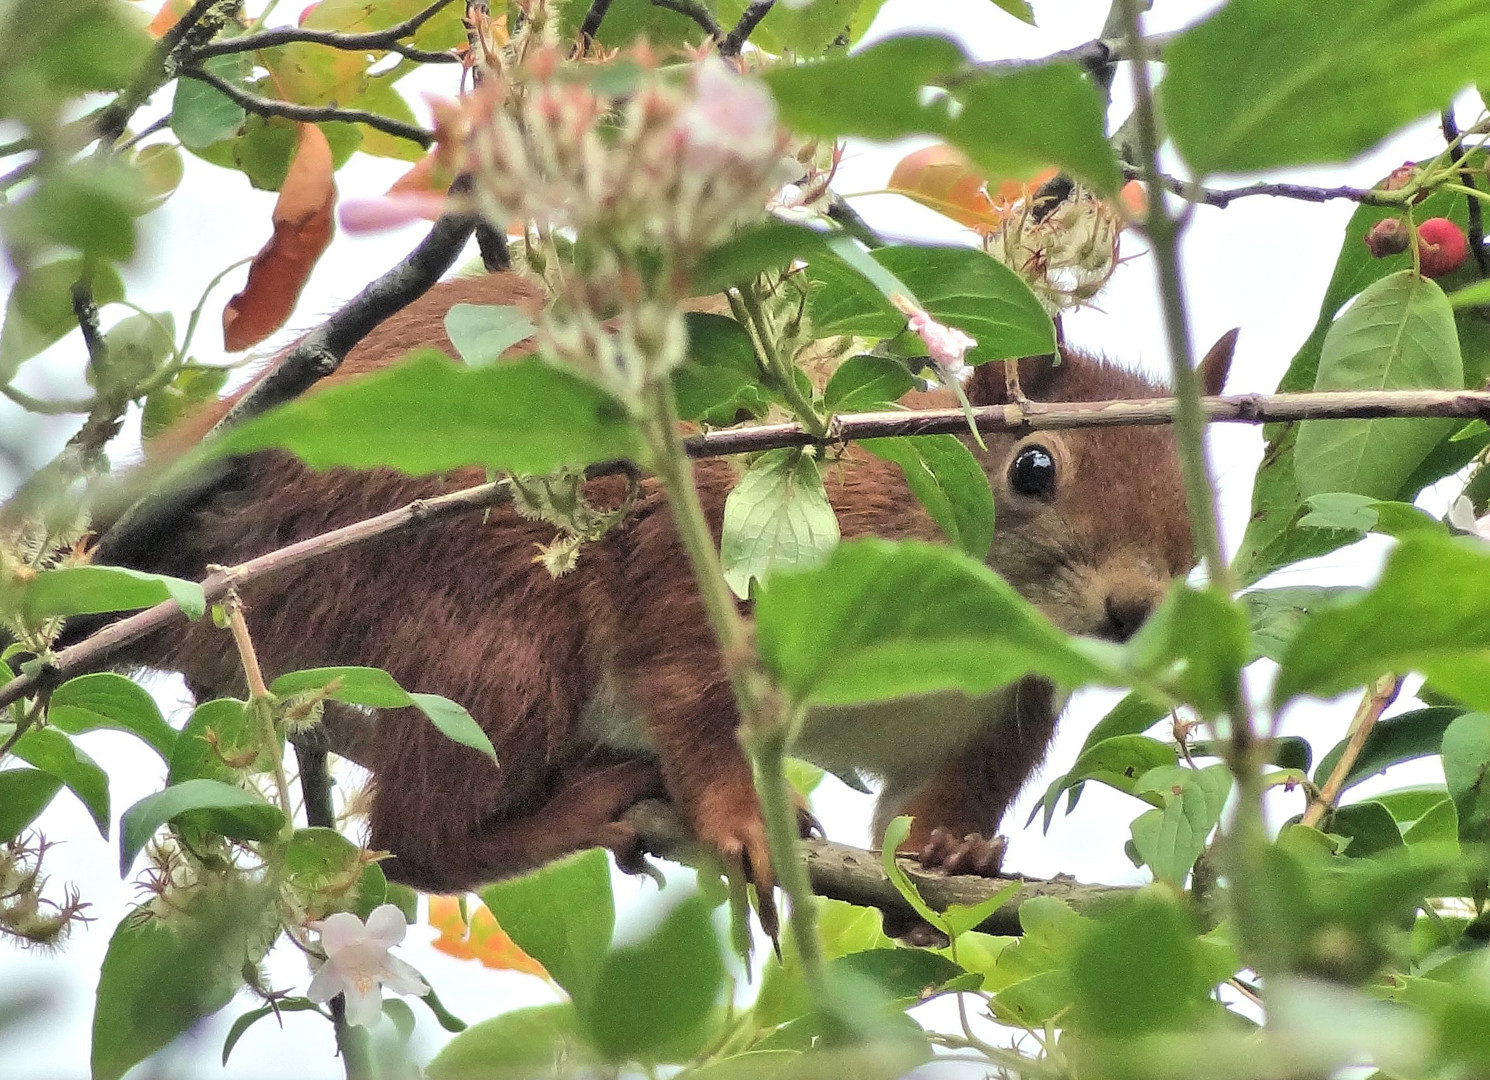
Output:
[
  {"xmin": 623, "ymin": 800, "xmax": 1128, "ymax": 937},
  {"xmin": 179, "ymin": 66, "xmax": 435, "ymax": 148},
  {"xmin": 191, "ymin": 0, "xmax": 460, "ymax": 63}
]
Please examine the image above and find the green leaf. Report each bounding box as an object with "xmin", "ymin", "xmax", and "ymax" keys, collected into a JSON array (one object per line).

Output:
[
  {"xmin": 755, "ymin": 539, "xmax": 1115, "ymax": 707},
  {"xmin": 1294, "ymin": 271, "xmax": 1462, "ymax": 499},
  {"xmin": 987, "ymin": 0, "xmax": 1034, "ymax": 22},
  {"xmin": 282, "ymin": 827, "xmax": 364, "ymax": 913},
  {"xmin": 20, "ymin": 565, "xmax": 205, "ymax": 621},
  {"xmin": 1069, "ymin": 896, "xmax": 1207, "ymax": 1037},
  {"xmin": 92, "ymin": 310, "xmax": 175, "ymax": 396},
  {"xmin": 878, "ymin": 816, "xmax": 945, "ymax": 929},
  {"xmin": 167, "ymin": 699, "xmax": 262, "ymax": 785},
  {"xmin": 1328, "ymin": 800, "xmax": 1405, "ymax": 860},
  {"xmin": 221, "ymin": 998, "xmax": 322, "ymax": 1065},
  {"xmin": 861, "ymin": 436, "xmax": 994, "ymax": 559},
  {"xmin": 1448, "ymin": 279, "xmax": 1490, "ymax": 310},
  {"xmin": 1313, "ymin": 707, "xmax": 1461, "ymax": 793},
  {"xmin": 11, "ymin": 727, "xmax": 109, "ymax": 837},
  {"xmin": 269, "ymin": 667, "xmax": 496, "ymax": 763},
  {"xmin": 833, "ymin": 948, "xmax": 965, "ymax": 1003},
  {"xmin": 763, "ymin": 36, "xmax": 1119, "ymax": 192},
  {"xmin": 941, "ymin": 881, "xmax": 1022, "ymax": 939},
  {"xmin": 1231, "ymin": 426, "xmax": 1358, "ymax": 586},
  {"xmin": 0, "ymin": 768, "xmax": 63, "ymax": 841},
  {"xmin": 1401, "ymin": 797, "xmax": 1458, "ymax": 846},
  {"xmin": 443, "ymin": 303, "xmax": 537, "ymax": 366},
  {"xmin": 692, "ymin": 220, "xmax": 835, "ymax": 295},
  {"xmin": 673, "ymin": 313, "xmax": 769, "ymax": 425},
  {"xmin": 809, "ymin": 245, "xmax": 1055, "ymax": 365},
  {"xmin": 1129, "ymin": 764, "xmax": 1232, "ymax": 887},
  {"xmin": 1036, "ymin": 734, "xmax": 1178, "ymax": 829},
  {"xmin": 580, "ymin": 896, "xmax": 724, "ymax": 1062},
  {"xmin": 1124, "ymin": 584, "xmax": 1248, "ymax": 716},
  {"xmin": 221, "ymin": 351, "xmax": 642, "ymax": 476},
  {"xmin": 93, "ymin": 886, "xmax": 268, "ymax": 1080},
  {"xmin": 0, "ymin": 0, "xmax": 152, "ymax": 102},
  {"xmin": 824, "ymin": 356, "xmax": 916, "ymax": 413},
  {"xmin": 427, "ymin": 1003, "xmax": 583, "ymax": 1080},
  {"xmin": 0, "ymin": 257, "xmax": 125, "ymax": 379},
  {"xmin": 143, "ymin": 365, "xmax": 229, "ymax": 440},
  {"xmin": 48, "ymin": 672, "xmax": 177, "ymax": 761},
  {"xmin": 118, "ymin": 779, "xmax": 284, "ymax": 876},
  {"xmin": 1, "ymin": 159, "xmax": 145, "ymax": 261},
  {"xmin": 478, "ymin": 848, "xmax": 614, "ymax": 1007},
  {"xmin": 408, "ymin": 692, "xmax": 495, "ymax": 763},
  {"xmin": 1164, "ymin": 0, "xmax": 1490, "ymax": 175},
  {"xmin": 1371, "ymin": 786, "xmax": 1454, "ymax": 825},
  {"xmin": 173, "ymin": 55, "xmax": 249, "ymax": 151},
  {"xmin": 1246, "ymin": 586, "xmax": 1363, "ymax": 663},
  {"xmin": 1274, "ymin": 535, "xmax": 1490, "ymax": 706},
  {"xmin": 1442, "ymin": 713, "xmax": 1490, "ymax": 902},
  {"xmin": 721, "ymin": 448, "xmax": 840, "ymax": 600},
  {"xmin": 1298, "ymin": 493, "xmax": 1447, "ymax": 539}
]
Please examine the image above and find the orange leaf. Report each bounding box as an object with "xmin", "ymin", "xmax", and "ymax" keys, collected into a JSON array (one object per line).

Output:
[
  {"xmin": 993, "ymin": 166, "xmax": 1060, "ymax": 205},
  {"xmin": 1119, "ymin": 179, "xmax": 1147, "ymax": 216},
  {"xmin": 146, "ymin": 0, "xmax": 192, "ymax": 37},
  {"xmin": 887, "ymin": 144, "xmax": 999, "ymax": 231},
  {"xmin": 423, "ymin": 895, "xmax": 549, "ymax": 978},
  {"xmin": 222, "ymin": 123, "xmax": 336, "ymax": 352}
]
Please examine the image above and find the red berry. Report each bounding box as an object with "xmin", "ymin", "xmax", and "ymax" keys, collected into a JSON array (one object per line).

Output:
[
  {"xmin": 1364, "ymin": 218, "xmax": 1411, "ymax": 258},
  {"xmin": 1417, "ymin": 218, "xmax": 1469, "ymax": 278}
]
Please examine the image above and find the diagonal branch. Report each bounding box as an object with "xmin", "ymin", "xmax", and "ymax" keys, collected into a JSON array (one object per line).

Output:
[
  {"xmin": 179, "ymin": 65, "xmax": 435, "ymax": 148},
  {"xmin": 1123, "ymin": 162, "xmax": 1401, "ymax": 209},
  {"xmin": 651, "ymin": 0, "xmax": 723, "ymax": 39},
  {"xmin": 11, "ymin": 384, "xmax": 1490, "ymax": 713},
  {"xmin": 720, "ymin": 0, "xmax": 773, "ymax": 57},
  {"xmin": 191, "ymin": 0, "xmax": 461, "ymax": 64}
]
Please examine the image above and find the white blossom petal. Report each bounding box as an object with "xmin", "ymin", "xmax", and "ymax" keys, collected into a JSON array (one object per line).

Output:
[
  {"xmin": 381, "ymin": 955, "xmax": 431, "ymax": 997},
  {"xmin": 363, "ymin": 904, "xmax": 408, "ymax": 949},
  {"xmin": 342, "ymin": 982, "xmax": 385, "ymax": 1029},
  {"xmin": 314, "ymin": 912, "xmax": 367, "ymax": 955},
  {"xmin": 306, "ymin": 959, "xmax": 349, "ymax": 1005}
]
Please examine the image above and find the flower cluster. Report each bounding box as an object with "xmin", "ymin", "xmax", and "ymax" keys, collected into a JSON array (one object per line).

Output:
[
  {"xmin": 462, "ymin": 25, "xmax": 789, "ymax": 400},
  {"xmin": 981, "ymin": 180, "xmax": 1121, "ymax": 315}
]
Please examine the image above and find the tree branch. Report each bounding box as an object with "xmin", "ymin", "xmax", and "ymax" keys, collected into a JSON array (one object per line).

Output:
[
  {"xmin": 93, "ymin": 194, "xmax": 479, "ymax": 568},
  {"xmin": 577, "ymin": 0, "xmax": 617, "ymax": 43},
  {"xmin": 623, "ymin": 800, "xmax": 1128, "ymax": 937},
  {"xmin": 652, "ymin": 0, "xmax": 724, "ymax": 39},
  {"xmin": 191, "ymin": 0, "xmax": 461, "ymax": 64},
  {"xmin": 16, "ymin": 384, "xmax": 1490, "ymax": 713},
  {"xmin": 179, "ymin": 66, "xmax": 435, "ymax": 148},
  {"xmin": 1123, "ymin": 162, "xmax": 1400, "ymax": 209},
  {"xmin": 720, "ymin": 0, "xmax": 773, "ymax": 57},
  {"xmin": 1299, "ymin": 675, "xmax": 1402, "ymax": 829},
  {"xmin": 973, "ymin": 29, "xmax": 1176, "ymax": 78},
  {"xmin": 94, "ymin": 0, "xmax": 240, "ymax": 150}
]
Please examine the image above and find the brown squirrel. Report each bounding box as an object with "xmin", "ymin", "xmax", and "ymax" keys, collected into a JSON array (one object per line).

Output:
[{"xmin": 93, "ymin": 271, "xmax": 1234, "ymax": 902}]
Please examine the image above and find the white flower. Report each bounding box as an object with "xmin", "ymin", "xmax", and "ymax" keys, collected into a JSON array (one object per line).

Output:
[
  {"xmin": 676, "ymin": 56, "xmax": 779, "ymax": 165},
  {"xmin": 307, "ymin": 904, "xmax": 430, "ymax": 1028},
  {"xmin": 891, "ymin": 293, "xmax": 977, "ymax": 375}
]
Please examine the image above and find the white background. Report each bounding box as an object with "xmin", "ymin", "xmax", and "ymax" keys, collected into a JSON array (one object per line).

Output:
[{"xmin": 0, "ymin": 0, "xmax": 1464, "ymax": 1075}]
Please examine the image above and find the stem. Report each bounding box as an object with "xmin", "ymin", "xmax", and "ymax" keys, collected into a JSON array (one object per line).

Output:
[
  {"xmin": 1117, "ymin": 0, "xmax": 1274, "ymax": 976},
  {"xmin": 729, "ymin": 288, "xmax": 825, "ymax": 437},
  {"xmin": 1300, "ymin": 675, "xmax": 1401, "ymax": 829},
  {"xmin": 638, "ymin": 377, "xmax": 828, "ymax": 1001},
  {"xmin": 223, "ymin": 590, "xmax": 295, "ymax": 834}
]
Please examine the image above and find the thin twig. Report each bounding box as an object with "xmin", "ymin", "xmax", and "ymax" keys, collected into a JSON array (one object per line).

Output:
[
  {"xmin": 1299, "ymin": 675, "xmax": 1403, "ymax": 829},
  {"xmin": 94, "ymin": 0, "xmax": 239, "ymax": 150},
  {"xmin": 1443, "ymin": 107, "xmax": 1490, "ymax": 276},
  {"xmin": 577, "ymin": 0, "xmax": 617, "ymax": 43},
  {"xmin": 720, "ymin": 0, "xmax": 773, "ymax": 57},
  {"xmin": 192, "ymin": 0, "xmax": 461, "ymax": 63},
  {"xmin": 1124, "ymin": 162, "xmax": 1402, "ymax": 209},
  {"xmin": 179, "ymin": 66, "xmax": 435, "ymax": 148},
  {"xmin": 973, "ymin": 29, "xmax": 1177, "ymax": 79},
  {"xmin": 651, "ymin": 0, "xmax": 724, "ymax": 38}
]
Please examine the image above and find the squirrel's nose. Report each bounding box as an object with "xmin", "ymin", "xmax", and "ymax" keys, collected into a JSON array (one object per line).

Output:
[{"xmin": 1102, "ymin": 595, "xmax": 1152, "ymax": 642}]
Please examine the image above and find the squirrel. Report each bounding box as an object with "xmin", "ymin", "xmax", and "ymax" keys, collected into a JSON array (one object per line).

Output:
[{"xmin": 87, "ymin": 270, "xmax": 1235, "ymax": 906}]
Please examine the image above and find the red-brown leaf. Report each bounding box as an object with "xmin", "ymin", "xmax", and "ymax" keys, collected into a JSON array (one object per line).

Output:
[{"xmin": 222, "ymin": 123, "xmax": 336, "ymax": 352}]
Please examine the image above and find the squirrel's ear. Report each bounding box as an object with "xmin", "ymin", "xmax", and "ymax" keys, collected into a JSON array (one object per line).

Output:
[
  {"xmin": 965, "ymin": 353, "xmax": 1062, "ymax": 406},
  {"xmin": 1198, "ymin": 329, "xmax": 1238, "ymax": 397}
]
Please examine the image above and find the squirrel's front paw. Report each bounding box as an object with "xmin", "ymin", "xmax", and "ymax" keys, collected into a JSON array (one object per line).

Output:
[
  {"xmin": 692, "ymin": 785, "xmax": 780, "ymax": 940},
  {"xmin": 917, "ymin": 827, "xmax": 1008, "ymax": 878}
]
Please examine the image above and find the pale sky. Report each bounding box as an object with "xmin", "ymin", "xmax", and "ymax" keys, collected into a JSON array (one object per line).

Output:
[{"xmin": 0, "ymin": 0, "xmax": 1464, "ymax": 1075}]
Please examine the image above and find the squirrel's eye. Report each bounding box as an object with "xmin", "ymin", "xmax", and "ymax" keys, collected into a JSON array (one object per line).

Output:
[{"xmin": 1008, "ymin": 445, "xmax": 1057, "ymax": 498}]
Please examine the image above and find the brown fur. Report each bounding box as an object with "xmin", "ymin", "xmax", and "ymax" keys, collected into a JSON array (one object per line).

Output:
[{"xmin": 103, "ymin": 272, "xmax": 1234, "ymax": 892}]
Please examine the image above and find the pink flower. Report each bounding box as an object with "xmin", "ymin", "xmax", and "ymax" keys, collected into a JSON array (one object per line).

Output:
[
  {"xmin": 307, "ymin": 904, "xmax": 429, "ymax": 1028},
  {"xmin": 891, "ymin": 293, "xmax": 977, "ymax": 373},
  {"xmin": 339, "ymin": 192, "xmax": 448, "ymax": 234},
  {"xmin": 676, "ymin": 57, "xmax": 779, "ymax": 164}
]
